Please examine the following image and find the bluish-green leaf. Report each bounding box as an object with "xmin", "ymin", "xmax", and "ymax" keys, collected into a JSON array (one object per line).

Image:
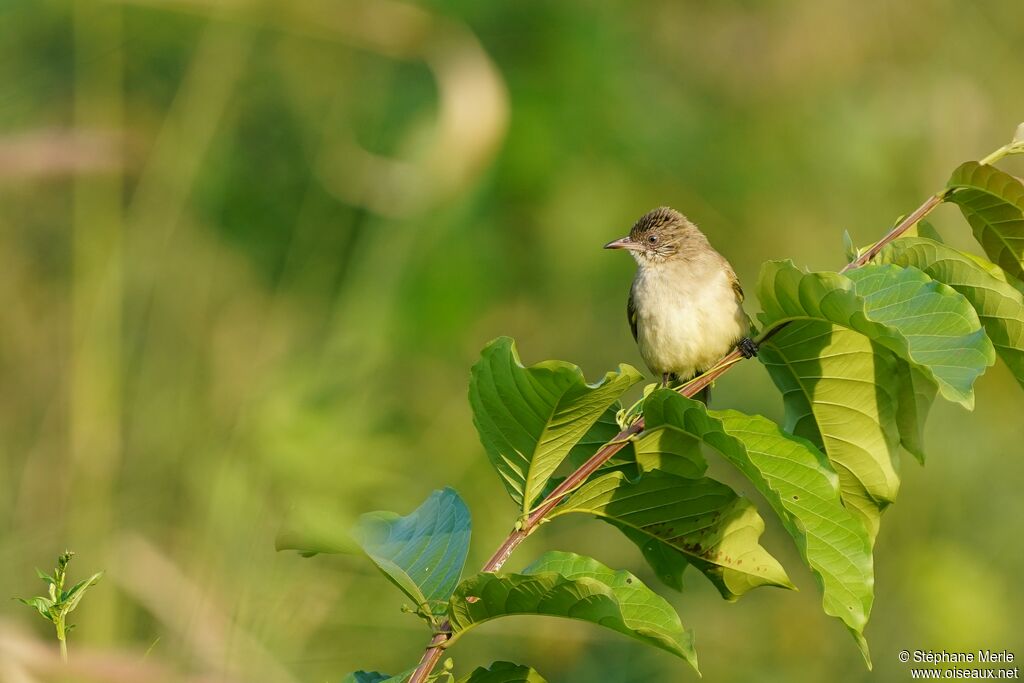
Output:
[
  {"xmin": 878, "ymin": 237, "xmax": 1024, "ymax": 392},
  {"xmin": 552, "ymin": 469, "xmax": 793, "ymax": 600},
  {"xmin": 947, "ymin": 161, "xmax": 1024, "ymax": 281},
  {"xmin": 758, "ymin": 261, "xmax": 994, "ymax": 407},
  {"xmin": 448, "ymin": 551, "xmax": 698, "ymax": 672},
  {"xmin": 352, "ymin": 488, "xmax": 470, "ymax": 612},
  {"xmin": 469, "ymin": 337, "xmax": 643, "ymax": 512},
  {"xmin": 457, "ymin": 662, "xmax": 548, "ymax": 683}
]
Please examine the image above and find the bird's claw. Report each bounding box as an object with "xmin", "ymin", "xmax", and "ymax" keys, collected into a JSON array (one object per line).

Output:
[{"xmin": 738, "ymin": 337, "xmax": 759, "ymax": 359}]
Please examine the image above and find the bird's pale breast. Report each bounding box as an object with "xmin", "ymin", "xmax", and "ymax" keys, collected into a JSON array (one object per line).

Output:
[{"xmin": 631, "ymin": 260, "xmax": 748, "ymax": 379}]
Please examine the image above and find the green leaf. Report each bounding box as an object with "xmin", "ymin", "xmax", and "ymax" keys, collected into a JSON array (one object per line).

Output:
[
  {"xmin": 448, "ymin": 551, "xmax": 698, "ymax": 672},
  {"xmin": 915, "ymin": 220, "xmax": 944, "ymax": 243},
  {"xmin": 16, "ymin": 596, "xmax": 54, "ymax": 621},
  {"xmin": 469, "ymin": 337, "xmax": 643, "ymax": 512},
  {"xmin": 457, "ymin": 661, "xmax": 548, "ymax": 683},
  {"xmin": 552, "ymin": 469, "xmax": 794, "ymax": 600},
  {"xmin": 759, "ymin": 321, "xmax": 902, "ymax": 539},
  {"xmin": 842, "ymin": 230, "xmax": 857, "ymax": 263},
  {"xmin": 565, "ymin": 404, "xmax": 636, "ymax": 474},
  {"xmin": 758, "ymin": 261, "xmax": 994, "ymax": 407},
  {"xmin": 878, "ymin": 236, "xmax": 1024, "ymax": 392},
  {"xmin": 631, "ymin": 424, "xmax": 706, "ymax": 479},
  {"xmin": 614, "ymin": 523, "xmax": 690, "ymax": 592},
  {"xmin": 62, "ymin": 572, "xmax": 103, "ymax": 615},
  {"xmin": 963, "ymin": 250, "xmax": 1024, "ymax": 296},
  {"xmin": 342, "ymin": 672, "xmax": 409, "ymax": 683},
  {"xmin": 352, "ymin": 488, "xmax": 471, "ymax": 612},
  {"xmin": 947, "ymin": 161, "xmax": 1024, "ymax": 281},
  {"xmin": 706, "ymin": 408, "xmax": 875, "ymax": 663},
  {"xmin": 618, "ymin": 391, "xmax": 873, "ymax": 658},
  {"xmin": 892, "ymin": 358, "xmax": 937, "ymax": 464}
]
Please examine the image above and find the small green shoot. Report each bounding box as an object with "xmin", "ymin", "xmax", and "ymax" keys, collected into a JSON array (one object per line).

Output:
[{"xmin": 15, "ymin": 551, "xmax": 103, "ymax": 662}]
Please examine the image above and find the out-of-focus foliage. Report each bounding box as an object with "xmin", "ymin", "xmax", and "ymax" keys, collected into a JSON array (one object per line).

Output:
[{"xmin": 1, "ymin": 0, "xmax": 1022, "ymax": 681}]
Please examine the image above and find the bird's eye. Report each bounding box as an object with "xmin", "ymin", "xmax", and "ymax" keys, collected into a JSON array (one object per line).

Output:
[{"xmin": 647, "ymin": 235, "xmax": 658, "ymax": 244}]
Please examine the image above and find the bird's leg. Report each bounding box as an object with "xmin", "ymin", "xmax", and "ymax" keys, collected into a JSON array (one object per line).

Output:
[
  {"xmin": 661, "ymin": 372, "xmax": 672, "ymax": 387},
  {"xmin": 737, "ymin": 337, "xmax": 759, "ymax": 359}
]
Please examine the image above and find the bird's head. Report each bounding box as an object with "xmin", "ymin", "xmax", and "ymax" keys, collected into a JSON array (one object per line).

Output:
[{"xmin": 604, "ymin": 207, "xmax": 708, "ymax": 265}]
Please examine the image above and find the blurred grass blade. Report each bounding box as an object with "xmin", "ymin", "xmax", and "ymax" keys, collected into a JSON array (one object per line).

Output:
[
  {"xmin": 275, "ymin": 504, "xmax": 359, "ymax": 557},
  {"xmin": 458, "ymin": 661, "xmax": 548, "ymax": 683},
  {"xmin": 448, "ymin": 551, "xmax": 698, "ymax": 672},
  {"xmin": 352, "ymin": 488, "xmax": 471, "ymax": 613},
  {"xmin": 469, "ymin": 337, "xmax": 643, "ymax": 512},
  {"xmin": 947, "ymin": 161, "xmax": 1024, "ymax": 281},
  {"xmin": 551, "ymin": 469, "xmax": 794, "ymax": 600}
]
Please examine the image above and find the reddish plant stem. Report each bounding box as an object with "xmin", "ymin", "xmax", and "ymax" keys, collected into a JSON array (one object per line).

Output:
[
  {"xmin": 407, "ymin": 189, "xmax": 948, "ymax": 683},
  {"xmin": 843, "ymin": 192, "xmax": 946, "ymax": 272}
]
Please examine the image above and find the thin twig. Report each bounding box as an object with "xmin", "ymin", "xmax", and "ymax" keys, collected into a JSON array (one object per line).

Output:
[{"xmin": 407, "ymin": 184, "xmax": 953, "ymax": 683}]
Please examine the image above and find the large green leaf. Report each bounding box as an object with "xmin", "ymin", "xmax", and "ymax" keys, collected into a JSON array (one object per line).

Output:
[
  {"xmin": 630, "ymin": 422, "xmax": 707, "ymax": 479},
  {"xmin": 758, "ymin": 261, "xmax": 994, "ymax": 407},
  {"xmin": 947, "ymin": 161, "xmax": 1024, "ymax": 281},
  {"xmin": 628, "ymin": 390, "xmax": 873, "ymax": 658},
  {"xmin": 759, "ymin": 321, "xmax": 902, "ymax": 539},
  {"xmin": 566, "ymin": 404, "xmax": 637, "ymax": 474},
  {"xmin": 707, "ymin": 408, "xmax": 874, "ymax": 662},
  {"xmin": 342, "ymin": 672, "xmax": 409, "ymax": 683},
  {"xmin": 878, "ymin": 236, "xmax": 1024, "ymax": 391},
  {"xmin": 457, "ymin": 662, "xmax": 548, "ymax": 683},
  {"xmin": 891, "ymin": 358, "xmax": 938, "ymax": 464},
  {"xmin": 614, "ymin": 523, "xmax": 690, "ymax": 592},
  {"xmin": 469, "ymin": 337, "xmax": 643, "ymax": 512},
  {"xmin": 448, "ymin": 551, "xmax": 698, "ymax": 672},
  {"xmin": 352, "ymin": 488, "xmax": 471, "ymax": 613},
  {"xmin": 551, "ymin": 469, "xmax": 794, "ymax": 600}
]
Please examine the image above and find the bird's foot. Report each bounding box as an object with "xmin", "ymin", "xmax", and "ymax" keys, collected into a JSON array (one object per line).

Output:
[
  {"xmin": 661, "ymin": 372, "xmax": 672, "ymax": 388},
  {"xmin": 737, "ymin": 337, "xmax": 759, "ymax": 359}
]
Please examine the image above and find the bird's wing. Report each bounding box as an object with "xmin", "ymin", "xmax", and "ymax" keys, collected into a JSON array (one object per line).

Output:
[
  {"xmin": 727, "ymin": 265, "xmax": 745, "ymax": 303},
  {"xmin": 727, "ymin": 267, "xmax": 757, "ymax": 334},
  {"xmin": 731, "ymin": 277, "xmax": 745, "ymax": 303},
  {"xmin": 627, "ymin": 285, "xmax": 639, "ymax": 342}
]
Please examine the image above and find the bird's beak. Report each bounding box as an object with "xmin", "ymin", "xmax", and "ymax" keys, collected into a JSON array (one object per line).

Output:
[{"xmin": 604, "ymin": 236, "xmax": 640, "ymax": 251}]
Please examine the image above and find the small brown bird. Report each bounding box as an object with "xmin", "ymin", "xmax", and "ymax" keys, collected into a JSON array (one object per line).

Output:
[{"xmin": 605, "ymin": 207, "xmax": 758, "ymax": 392}]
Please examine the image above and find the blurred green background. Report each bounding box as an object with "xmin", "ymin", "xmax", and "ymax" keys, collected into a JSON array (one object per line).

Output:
[{"xmin": 1, "ymin": 0, "xmax": 1022, "ymax": 681}]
